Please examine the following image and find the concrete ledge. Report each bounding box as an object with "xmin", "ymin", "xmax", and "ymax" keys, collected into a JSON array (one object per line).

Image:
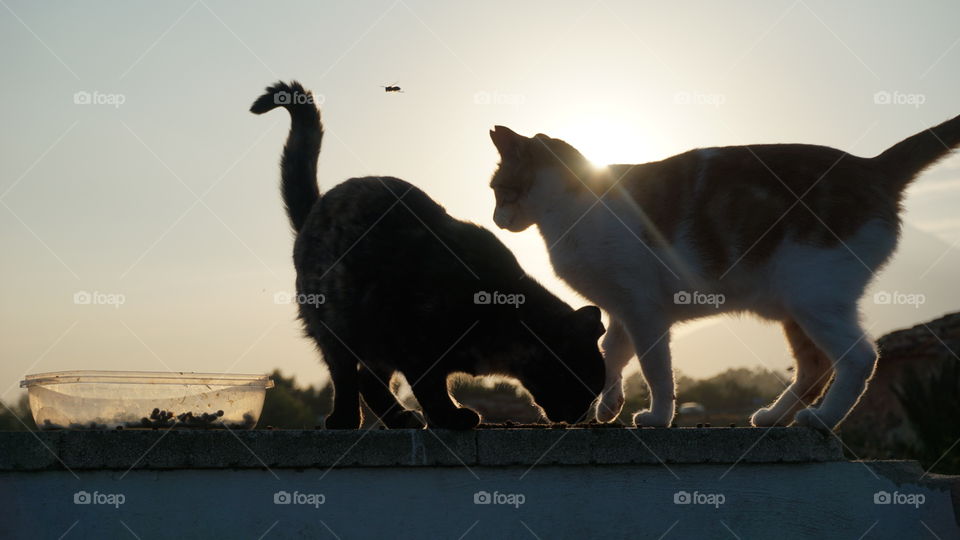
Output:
[
  {"xmin": 3, "ymin": 430, "xmax": 958, "ymax": 539},
  {"xmin": 0, "ymin": 427, "xmax": 842, "ymax": 471}
]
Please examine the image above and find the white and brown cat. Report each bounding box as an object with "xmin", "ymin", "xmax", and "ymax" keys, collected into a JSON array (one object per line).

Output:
[{"xmin": 488, "ymin": 114, "xmax": 960, "ymax": 430}]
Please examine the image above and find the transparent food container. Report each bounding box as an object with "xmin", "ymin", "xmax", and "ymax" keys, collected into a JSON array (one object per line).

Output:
[{"xmin": 20, "ymin": 370, "xmax": 274, "ymax": 430}]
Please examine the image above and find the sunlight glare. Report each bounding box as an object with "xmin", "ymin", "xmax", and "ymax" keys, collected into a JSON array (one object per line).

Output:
[{"xmin": 561, "ymin": 115, "xmax": 655, "ymax": 167}]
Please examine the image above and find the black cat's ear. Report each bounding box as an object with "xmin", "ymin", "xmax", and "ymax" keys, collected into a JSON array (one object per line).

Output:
[
  {"xmin": 573, "ymin": 306, "xmax": 605, "ymax": 339},
  {"xmin": 490, "ymin": 125, "xmax": 525, "ymax": 161}
]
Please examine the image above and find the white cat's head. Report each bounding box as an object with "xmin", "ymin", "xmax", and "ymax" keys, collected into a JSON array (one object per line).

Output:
[{"xmin": 488, "ymin": 125, "xmax": 595, "ymax": 231}]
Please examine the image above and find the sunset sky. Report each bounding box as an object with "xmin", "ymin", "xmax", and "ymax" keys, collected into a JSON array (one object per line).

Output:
[{"xmin": 2, "ymin": 0, "xmax": 960, "ymax": 403}]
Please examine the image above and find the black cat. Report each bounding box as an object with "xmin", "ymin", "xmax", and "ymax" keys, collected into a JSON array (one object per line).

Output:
[{"xmin": 251, "ymin": 82, "xmax": 605, "ymax": 429}]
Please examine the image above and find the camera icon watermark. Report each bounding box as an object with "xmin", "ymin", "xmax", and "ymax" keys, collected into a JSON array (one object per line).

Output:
[
  {"xmin": 473, "ymin": 290, "xmax": 525, "ymax": 309},
  {"xmin": 673, "ymin": 91, "xmax": 726, "ymax": 108},
  {"xmin": 673, "ymin": 490, "xmax": 725, "ymax": 508},
  {"xmin": 274, "ymin": 90, "xmax": 323, "ymax": 106},
  {"xmin": 73, "ymin": 90, "xmax": 126, "ymax": 108},
  {"xmin": 872, "ymin": 290, "xmax": 925, "ymax": 309},
  {"xmin": 873, "ymin": 90, "xmax": 925, "ymax": 108},
  {"xmin": 74, "ymin": 290, "xmax": 125, "ymax": 309},
  {"xmin": 273, "ymin": 290, "xmax": 326, "ymax": 308},
  {"xmin": 473, "ymin": 90, "xmax": 525, "ymax": 107},
  {"xmin": 873, "ymin": 490, "xmax": 924, "ymax": 508},
  {"xmin": 73, "ymin": 490, "xmax": 126, "ymax": 508},
  {"xmin": 673, "ymin": 290, "xmax": 725, "ymax": 309},
  {"xmin": 273, "ymin": 490, "xmax": 325, "ymax": 508},
  {"xmin": 473, "ymin": 490, "xmax": 525, "ymax": 508}
]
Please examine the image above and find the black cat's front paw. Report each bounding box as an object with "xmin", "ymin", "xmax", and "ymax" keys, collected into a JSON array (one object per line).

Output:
[
  {"xmin": 324, "ymin": 410, "xmax": 361, "ymax": 429},
  {"xmin": 429, "ymin": 408, "xmax": 481, "ymax": 430},
  {"xmin": 383, "ymin": 410, "xmax": 425, "ymax": 429}
]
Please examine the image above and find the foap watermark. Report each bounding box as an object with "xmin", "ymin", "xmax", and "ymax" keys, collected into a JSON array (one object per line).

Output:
[
  {"xmin": 873, "ymin": 290, "xmax": 925, "ymax": 309},
  {"xmin": 474, "ymin": 290, "xmax": 525, "ymax": 309},
  {"xmin": 74, "ymin": 290, "xmax": 125, "ymax": 308},
  {"xmin": 473, "ymin": 90, "xmax": 525, "ymax": 107},
  {"xmin": 73, "ymin": 90, "xmax": 126, "ymax": 108},
  {"xmin": 473, "ymin": 490, "xmax": 526, "ymax": 508},
  {"xmin": 273, "ymin": 490, "xmax": 325, "ymax": 508},
  {"xmin": 674, "ymin": 490, "xmax": 725, "ymax": 508},
  {"xmin": 673, "ymin": 290, "xmax": 725, "ymax": 309},
  {"xmin": 673, "ymin": 91, "xmax": 726, "ymax": 108},
  {"xmin": 274, "ymin": 90, "xmax": 323, "ymax": 106},
  {"xmin": 74, "ymin": 490, "xmax": 126, "ymax": 508},
  {"xmin": 274, "ymin": 291, "xmax": 326, "ymax": 307},
  {"xmin": 873, "ymin": 90, "xmax": 925, "ymax": 109},
  {"xmin": 874, "ymin": 490, "xmax": 925, "ymax": 508}
]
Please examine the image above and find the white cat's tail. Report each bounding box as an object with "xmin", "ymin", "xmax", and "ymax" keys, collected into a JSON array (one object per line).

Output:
[
  {"xmin": 250, "ymin": 81, "xmax": 323, "ymax": 232},
  {"xmin": 876, "ymin": 112, "xmax": 960, "ymax": 194}
]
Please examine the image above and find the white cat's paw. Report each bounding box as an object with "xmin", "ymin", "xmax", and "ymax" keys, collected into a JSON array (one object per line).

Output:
[
  {"xmin": 596, "ymin": 388, "xmax": 625, "ymax": 423},
  {"xmin": 632, "ymin": 409, "xmax": 671, "ymax": 428},
  {"xmin": 793, "ymin": 408, "xmax": 835, "ymax": 432},
  {"xmin": 749, "ymin": 407, "xmax": 789, "ymax": 427}
]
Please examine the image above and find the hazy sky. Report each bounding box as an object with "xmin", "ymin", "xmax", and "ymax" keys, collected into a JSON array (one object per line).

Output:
[{"xmin": 2, "ymin": 1, "xmax": 960, "ymax": 403}]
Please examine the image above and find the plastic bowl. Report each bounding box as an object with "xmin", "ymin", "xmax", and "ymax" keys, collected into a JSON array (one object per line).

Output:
[{"xmin": 20, "ymin": 370, "xmax": 274, "ymax": 430}]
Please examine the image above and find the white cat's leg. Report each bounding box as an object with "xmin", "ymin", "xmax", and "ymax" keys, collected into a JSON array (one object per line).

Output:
[
  {"xmin": 624, "ymin": 319, "xmax": 674, "ymax": 427},
  {"xmin": 789, "ymin": 306, "xmax": 877, "ymax": 431},
  {"xmin": 596, "ymin": 318, "xmax": 635, "ymax": 422},
  {"xmin": 750, "ymin": 319, "xmax": 833, "ymax": 427}
]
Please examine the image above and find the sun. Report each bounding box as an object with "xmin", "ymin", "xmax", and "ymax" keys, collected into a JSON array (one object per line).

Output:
[{"xmin": 560, "ymin": 115, "xmax": 655, "ymax": 167}]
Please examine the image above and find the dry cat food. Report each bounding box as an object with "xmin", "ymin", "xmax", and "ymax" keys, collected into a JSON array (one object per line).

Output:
[{"xmin": 126, "ymin": 408, "xmax": 255, "ymax": 429}]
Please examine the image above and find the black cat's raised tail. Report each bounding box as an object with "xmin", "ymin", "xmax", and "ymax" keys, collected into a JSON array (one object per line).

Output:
[{"xmin": 251, "ymin": 81, "xmax": 323, "ymax": 232}]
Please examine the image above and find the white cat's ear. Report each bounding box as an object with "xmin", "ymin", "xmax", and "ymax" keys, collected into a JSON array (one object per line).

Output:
[{"xmin": 490, "ymin": 125, "xmax": 525, "ymax": 161}]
